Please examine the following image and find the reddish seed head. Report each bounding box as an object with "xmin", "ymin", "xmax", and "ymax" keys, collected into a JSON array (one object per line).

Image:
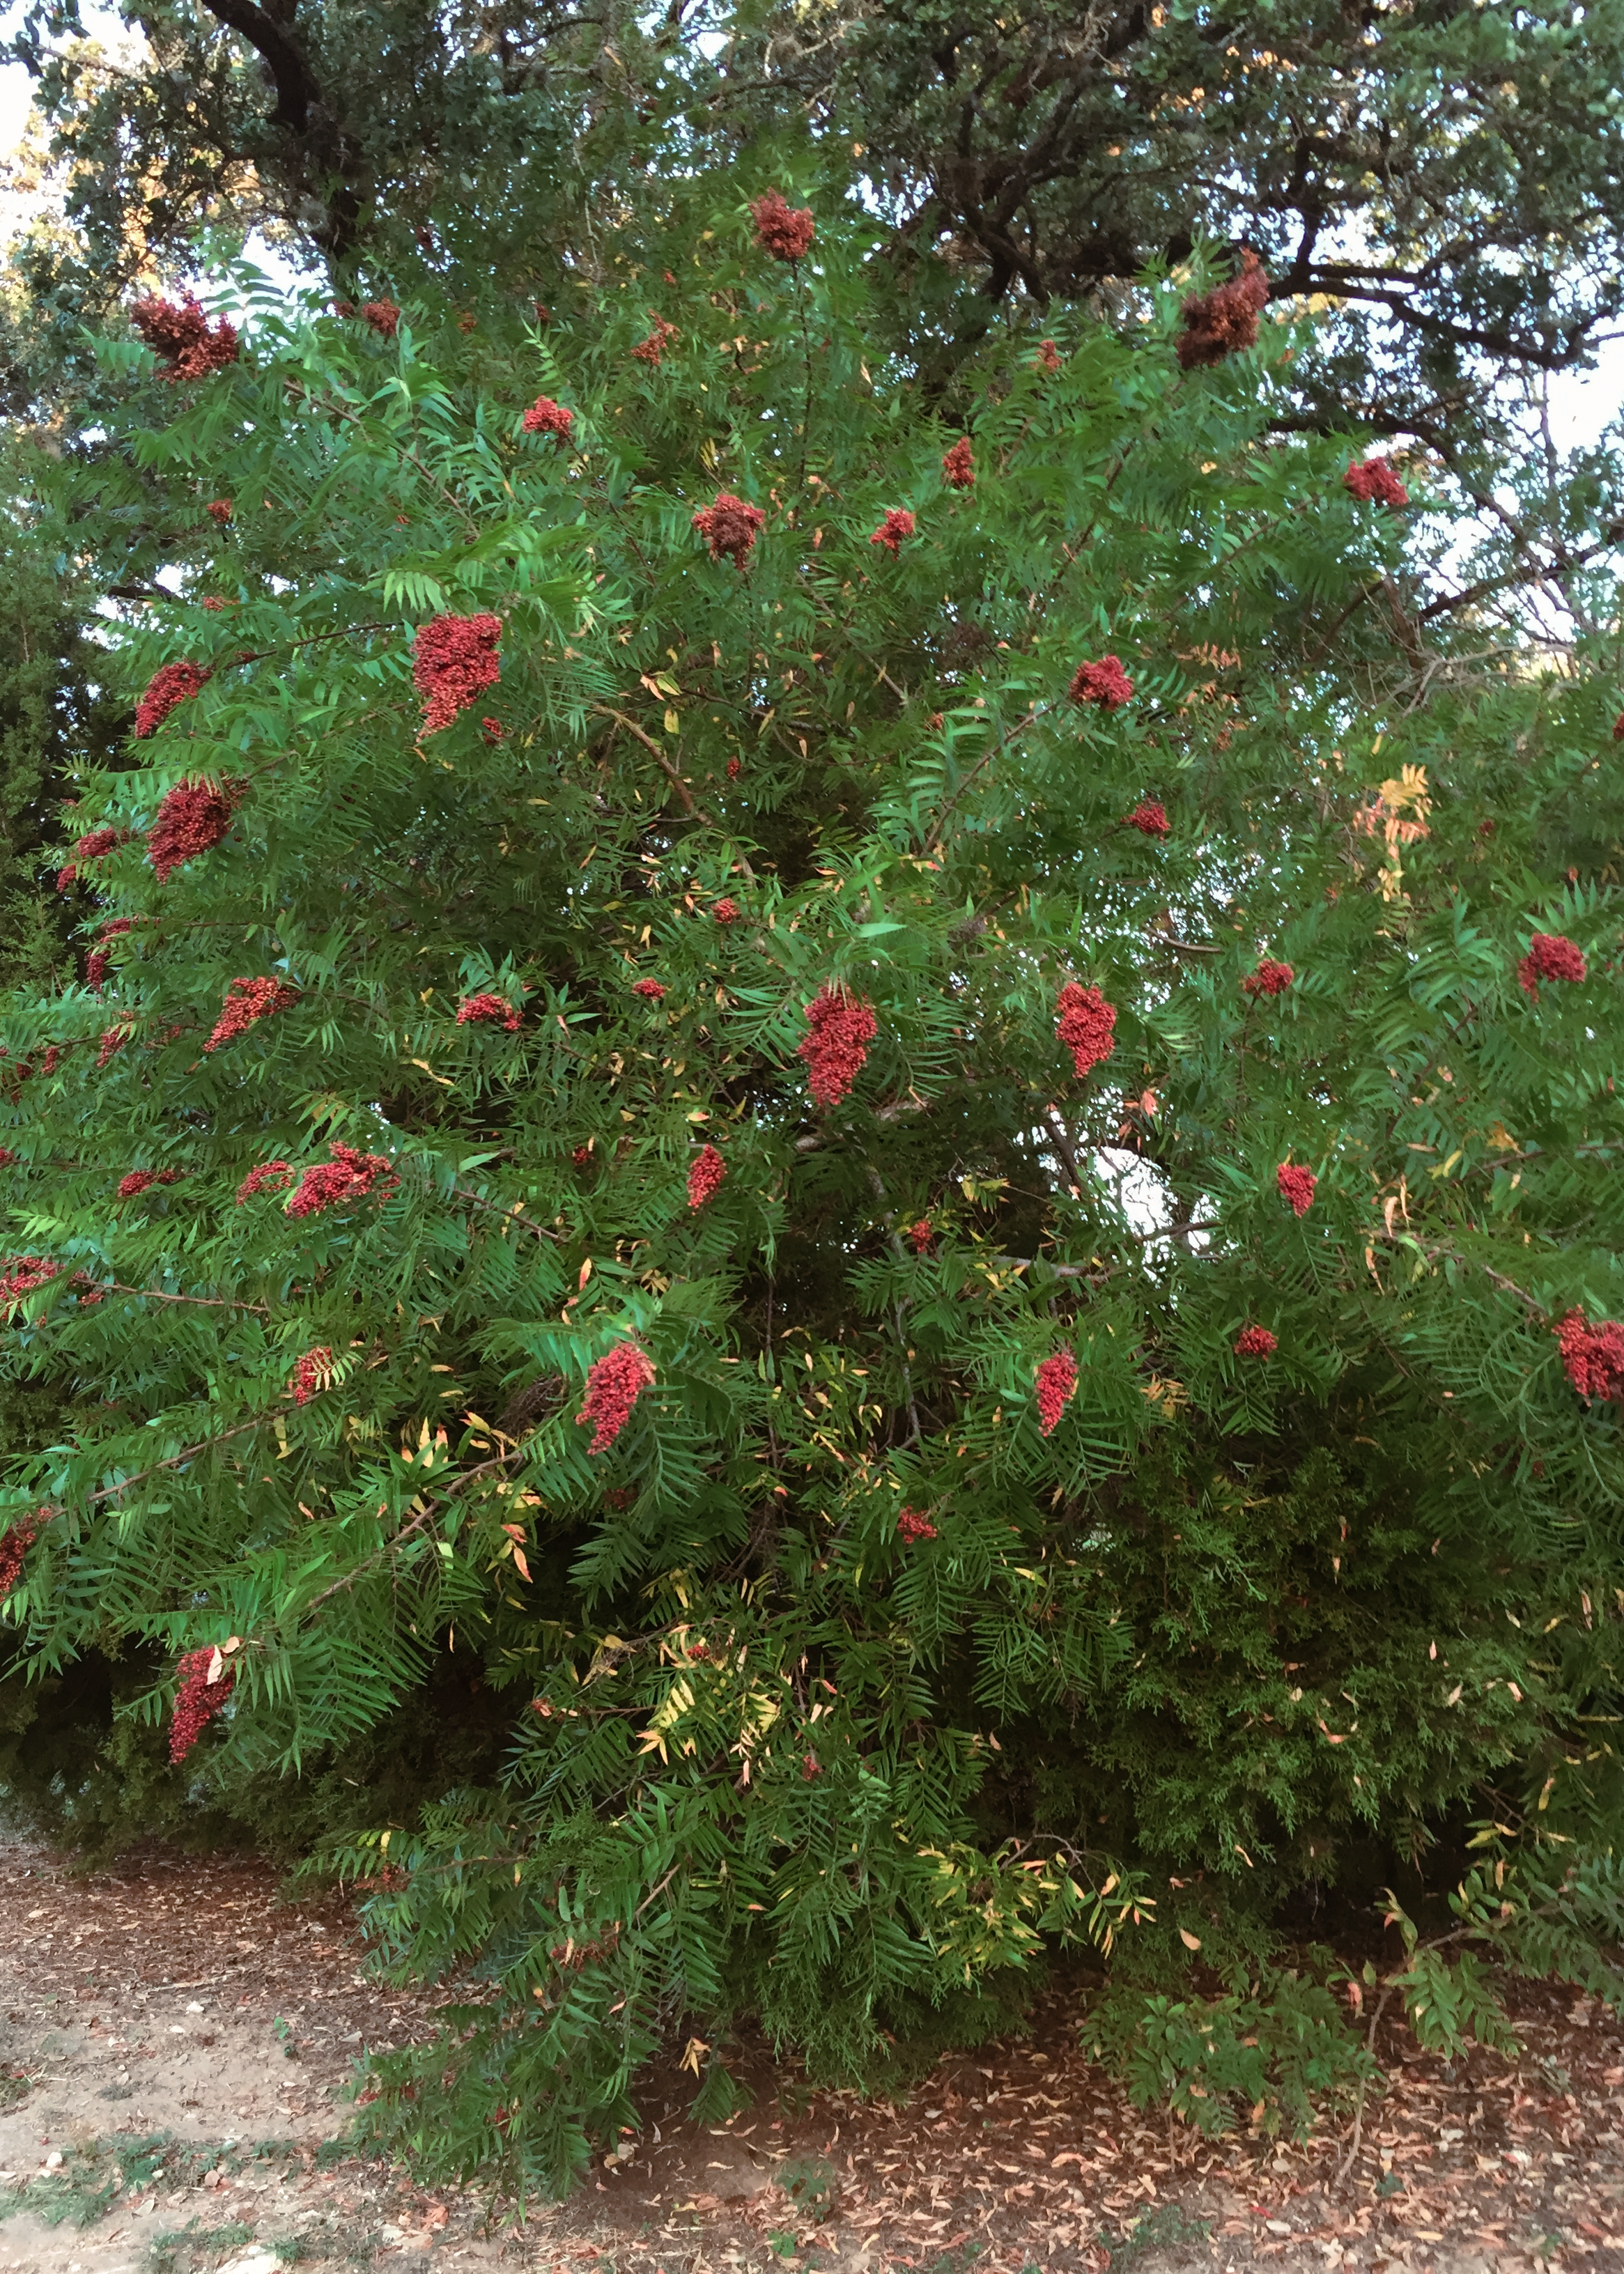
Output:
[
  {"xmin": 869, "ymin": 507, "xmax": 915, "ymax": 556},
  {"xmin": 1069, "ymin": 655, "xmax": 1134, "ymax": 711},
  {"xmin": 412, "ymin": 612, "xmax": 502, "ymax": 734},
  {"xmin": 1175, "ymin": 251, "xmax": 1270, "ymax": 369},
  {"xmin": 1344, "ymin": 458, "xmax": 1409, "ymax": 508},
  {"xmin": 1035, "ymin": 1349, "xmax": 1078, "ymax": 1437},
  {"xmin": 285, "ymin": 1143, "xmax": 398, "ymax": 1218},
  {"xmin": 1556, "ymin": 1309, "xmax": 1624, "ymax": 1402},
  {"xmin": 908, "ymin": 1219, "xmax": 933, "ymax": 1254},
  {"xmin": 456, "ymin": 991, "xmax": 523, "ymax": 1032},
  {"xmin": 0, "ymin": 1150, "xmax": 15, "ymax": 1168},
  {"xmin": 1124, "ymin": 800, "xmax": 1169, "ymax": 838},
  {"xmin": 687, "ymin": 1144, "xmax": 726, "ymax": 1210},
  {"xmin": 577, "ymin": 1342, "xmax": 656, "ymax": 1454},
  {"xmin": 291, "ymin": 1346, "xmax": 334, "ymax": 1405},
  {"xmin": 1234, "ymin": 1324, "xmax": 1278, "ymax": 1359},
  {"xmin": 0, "ymin": 1510, "xmax": 45, "ymax": 1600},
  {"xmin": 129, "ymin": 294, "xmax": 239, "ymax": 382},
  {"xmin": 169, "ymin": 1646, "xmax": 236, "ymax": 1763},
  {"xmin": 206, "ymin": 498, "xmax": 233, "ymax": 523},
  {"xmin": 1517, "ymin": 931, "xmax": 1586, "ymax": 1000},
  {"xmin": 522, "ymin": 396, "xmax": 573, "ymax": 441},
  {"xmin": 362, "ymin": 300, "xmax": 400, "ymax": 338},
  {"xmin": 134, "ymin": 661, "xmax": 210, "ymax": 739},
  {"xmin": 693, "ymin": 491, "xmax": 766, "ymax": 568},
  {"xmin": 941, "ymin": 437, "xmax": 975, "ymax": 490},
  {"xmin": 750, "ymin": 188, "xmax": 816, "ymax": 262},
  {"xmin": 1242, "ymin": 959, "xmax": 1294, "ymax": 998},
  {"xmin": 149, "ymin": 777, "xmax": 242, "ymax": 883},
  {"xmin": 572, "ymin": 1144, "xmax": 592, "ymax": 1167},
  {"xmin": 95, "ymin": 1023, "xmax": 134, "ymax": 1069},
  {"xmin": 1035, "ymin": 340, "xmax": 1062, "ymax": 373},
  {"xmin": 726, "ymin": 757, "xmax": 742, "ymax": 780},
  {"xmin": 1055, "ymin": 981, "xmax": 1116, "ymax": 1078},
  {"xmin": 1613, "ymin": 713, "xmax": 1624, "ymax": 743},
  {"xmin": 632, "ymin": 977, "xmax": 666, "ymax": 1001},
  {"xmin": 896, "ymin": 1507, "xmax": 937, "ymax": 1542},
  {"xmin": 481, "ymin": 717, "xmax": 504, "ymax": 743},
  {"xmin": 798, "ymin": 985, "xmax": 877, "ymax": 1110},
  {"xmin": 713, "ymin": 897, "xmax": 741, "ymax": 925},
  {"xmin": 630, "ymin": 316, "xmax": 678, "ymax": 366},
  {"xmin": 235, "ymin": 1160, "xmax": 293, "ymax": 1205},
  {"xmin": 206, "ymin": 977, "xmax": 297, "ymax": 1053},
  {"xmin": 0, "ymin": 1256, "xmax": 61, "ymax": 1313},
  {"xmin": 1276, "ymin": 1162, "xmax": 1317, "ymax": 1218},
  {"xmin": 116, "ymin": 1168, "xmax": 180, "ymax": 1199}
]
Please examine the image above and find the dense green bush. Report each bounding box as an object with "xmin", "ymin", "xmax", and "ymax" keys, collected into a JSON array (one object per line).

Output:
[{"xmin": 3, "ymin": 167, "xmax": 1623, "ymax": 2190}]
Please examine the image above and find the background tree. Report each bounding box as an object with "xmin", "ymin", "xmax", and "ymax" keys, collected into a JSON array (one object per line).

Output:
[{"xmin": 1, "ymin": 165, "xmax": 1623, "ymax": 2185}]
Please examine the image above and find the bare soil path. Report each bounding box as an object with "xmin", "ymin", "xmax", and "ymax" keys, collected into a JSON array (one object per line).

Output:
[{"xmin": 3, "ymin": 1837, "xmax": 1622, "ymax": 2274}]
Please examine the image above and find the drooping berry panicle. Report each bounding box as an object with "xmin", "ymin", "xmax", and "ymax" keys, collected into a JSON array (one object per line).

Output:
[
  {"xmin": 169, "ymin": 1646, "xmax": 235, "ymax": 1763},
  {"xmin": 0, "ymin": 1255, "xmax": 61, "ymax": 1313},
  {"xmin": 1124, "ymin": 800, "xmax": 1169, "ymax": 837},
  {"xmin": 1344, "ymin": 458, "xmax": 1408, "ymax": 507},
  {"xmin": 291, "ymin": 1346, "xmax": 334, "ymax": 1405},
  {"xmin": 632, "ymin": 977, "xmax": 667, "ymax": 1001},
  {"xmin": 134, "ymin": 661, "xmax": 210, "ymax": 739},
  {"xmin": 456, "ymin": 991, "xmax": 523, "ymax": 1032},
  {"xmin": 798, "ymin": 986, "xmax": 878, "ymax": 1110},
  {"xmin": 1035, "ymin": 1349, "xmax": 1078, "ymax": 1437},
  {"xmin": 413, "ymin": 613, "xmax": 502, "ymax": 734},
  {"xmin": 206, "ymin": 498, "xmax": 233, "ymax": 523},
  {"xmin": 687, "ymin": 1145, "xmax": 726, "ymax": 1210},
  {"xmin": 1055, "ymin": 981, "xmax": 1116, "ymax": 1078},
  {"xmin": 1176, "ymin": 252, "xmax": 1269, "ymax": 369},
  {"xmin": 1555, "ymin": 1310, "xmax": 1624, "ymax": 1403},
  {"xmin": 1035, "ymin": 340, "xmax": 1062, "ymax": 373},
  {"xmin": 116, "ymin": 1168, "xmax": 180, "ymax": 1199},
  {"xmin": 578, "ymin": 1342, "xmax": 657, "ymax": 1454},
  {"xmin": 206, "ymin": 977, "xmax": 298, "ymax": 1053},
  {"xmin": 236, "ymin": 1160, "xmax": 293, "ymax": 1205},
  {"xmin": 1276, "ymin": 1163, "xmax": 1317, "ymax": 1218},
  {"xmin": 0, "ymin": 1508, "xmax": 44, "ymax": 1598},
  {"xmin": 908, "ymin": 1219, "xmax": 933, "ymax": 1254},
  {"xmin": 95, "ymin": 1023, "xmax": 133, "ymax": 1069},
  {"xmin": 286, "ymin": 1143, "xmax": 398, "ymax": 1219},
  {"xmin": 84, "ymin": 919, "xmax": 135, "ymax": 993},
  {"xmin": 693, "ymin": 493, "xmax": 766, "ymax": 568},
  {"xmin": 1235, "ymin": 1324, "xmax": 1278, "ymax": 1358},
  {"xmin": 630, "ymin": 316, "xmax": 679, "ymax": 366},
  {"xmin": 1242, "ymin": 959, "xmax": 1294, "ymax": 998},
  {"xmin": 522, "ymin": 396, "xmax": 573, "ymax": 440},
  {"xmin": 750, "ymin": 189, "xmax": 815, "ymax": 262},
  {"xmin": 896, "ymin": 1507, "xmax": 938, "ymax": 1542},
  {"xmin": 1069, "ymin": 656, "xmax": 1134, "ymax": 711},
  {"xmin": 130, "ymin": 295, "xmax": 239, "ymax": 382},
  {"xmin": 941, "ymin": 437, "xmax": 975, "ymax": 490},
  {"xmin": 713, "ymin": 897, "xmax": 741, "ymax": 925},
  {"xmin": 149, "ymin": 778, "xmax": 245, "ymax": 883},
  {"xmin": 362, "ymin": 300, "xmax": 400, "ymax": 338},
  {"xmin": 869, "ymin": 508, "xmax": 915, "ymax": 556},
  {"xmin": 1517, "ymin": 932, "xmax": 1586, "ymax": 1000}
]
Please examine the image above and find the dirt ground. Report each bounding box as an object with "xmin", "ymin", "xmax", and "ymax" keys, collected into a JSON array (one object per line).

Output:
[{"xmin": 3, "ymin": 1834, "xmax": 1623, "ymax": 2274}]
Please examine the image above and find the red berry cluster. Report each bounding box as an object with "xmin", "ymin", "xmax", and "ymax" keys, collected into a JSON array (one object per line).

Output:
[
  {"xmin": 236, "ymin": 1160, "xmax": 293, "ymax": 1204},
  {"xmin": 206, "ymin": 498, "xmax": 233, "ymax": 523},
  {"xmin": 84, "ymin": 919, "xmax": 135, "ymax": 993},
  {"xmin": 1234, "ymin": 1324, "xmax": 1278, "ymax": 1358},
  {"xmin": 286, "ymin": 1143, "xmax": 398, "ymax": 1218},
  {"xmin": 291, "ymin": 1345, "xmax": 334, "ymax": 1405},
  {"xmin": 1242, "ymin": 959, "xmax": 1294, "ymax": 998},
  {"xmin": 750, "ymin": 189, "xmax": 816, "ymax": 262},
  {"xmin": 481, "ymin": 718, "xmax": 503, "ymax": 743},
  {"xmin": 693, "ymin": 492, "xmax": 766, "ymax": 568},
  {"xmin": 206, "ymin": 977, "xmax": 298, "ymax": 1053},
  {"xmin": 726, "ymin": 757, "xmax": 742, "ymax": 780},
  {"xmin": 456, "ymin": 991, "xmax": 523, "ymax": 1032},
  {"xmin": 116, "ymin": 1168, "xmax": 180, "ymax": 1199},
  {"xmin": 1276, "ymin": 1163, "xmax": 1317, "ymax": 1217},
  {"xmin": 523, "ymin": 396, "xmax": 573, "ymax": 440},
  {"xmin": 1517, "ymin": 931, "xmax": 1586, "ymax": 1000},
  {"xmin": 130, "ymin": 295, "xmax": 239, "ymax": 382},
  {"xmin": 578, "ymin": 1343, "xmax": 656, "ymax": 1454},
  {"xmin": 149, "ymin": 778, "xmax": 243, "ymax": 883},
  {"xmin": 169, "ymin": 1647, "xmax": 235, "ymax": 1763},
  {"xmin": 0, "ymin": 1509, "xmax": 44, "ymax": 1598},
  {"xmin": 59, "ymin": 826, "xmax": 132, "ymax": 891},
  {"xmin": 869, "ymin": 508, "xmax": 915, "ymax": 556},
  {"xmin": 362, "ymin": 300, "xmax": 400, "ymax": 337},
  {"xmin": 1055, "ymin": 981, "xmax": 1116, "ymax": 1078},
  {"xmin": 908, "ymin": 1219, "xmax": 933, "ymax": 1253},
  {"xmin": 0, "ymin": 1150, "xmax": 15, "ymax": 1168},
  {"xmin": 941, "ymin": 438, "xmax": 975, "ymax": 490},
  {"xmin": 896, "ymin": 1507, "xmax": 937, "ymax": 1542},
  {"xmin": 687, "ymin": 1145, "xmax": 726, "ymax": 1210},
  {"xmin": 1176, "ymin": 252, "xmax": 1269, "ymax": 369},
  {"xmin": 632, "ymin": 977, "xmax": 667, "ymax": 1001},
  {"xmin": 1124, "ymin": 800, "xmax": 1169, "ymax": 837},
  {"xmin": 1556, "ymin": 1309, "xmax": 1624, "ymax": 1402},
  {"xmin": 712, "ymin": 897, "xmax": 741, "ymax": 925},
  {"xmin": 798, "ymin": 986, "xmax": 877, "ymax": 1110},
  {"xmin": 96, "ymin": 1023, "xmax": 134, "ymax": 1069},
  {"xmin": 1069, "ymin": 656, "xmax": 1134, "ymax": 711},
  {"xmin": 0, "ymin": 1255, "xmax": 61, "ymax": 1313},
  {"xmin": 1035, "ymin": 340, "xmax": 1062, "ymax": 373},
  {"xmin": 413, "ymin": 613, "xmax": 502, "ymax": 734},
  {"xmin": 631, "ymin": 316, "xmax": 678, "ymax": 366},
  {"xmin": 134, "ymin": 661, "xmax": 210, "ymax": 739},
  {"xmin": 1035, "ymin": 1349, "xmax": 1078, "ymax": 1437},
  {"xmin": 1344, "ymin": 459, "xmax": 1408, "ymax": 507}
]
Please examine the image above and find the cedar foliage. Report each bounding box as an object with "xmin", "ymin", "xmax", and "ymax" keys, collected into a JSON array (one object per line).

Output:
[{"xmin": 3, "ymin": 173, "xmax": 1624, "ymax": 2192}]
